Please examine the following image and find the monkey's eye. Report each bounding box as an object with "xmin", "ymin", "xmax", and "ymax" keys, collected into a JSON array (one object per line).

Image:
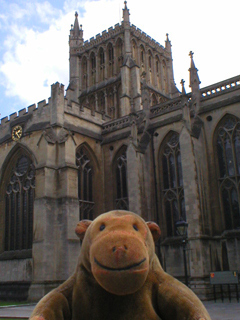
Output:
[
  {"xmin": 133, "ymin": 224, "xmax": 139, "ymax": 231},
  {"xmin": 99, "ymin": 224, "xmax": 105, "ymax": 231}
]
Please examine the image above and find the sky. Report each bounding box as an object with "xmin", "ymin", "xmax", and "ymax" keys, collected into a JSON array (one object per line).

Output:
[{"xmin": 0, "ymin": 0, "xmax": 239, "ymax": 120}]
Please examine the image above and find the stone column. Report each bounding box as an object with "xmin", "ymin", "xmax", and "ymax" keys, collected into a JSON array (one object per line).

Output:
[{"xmin": 179, "ymin": 126, "xmax": 207, "ymax": 296}]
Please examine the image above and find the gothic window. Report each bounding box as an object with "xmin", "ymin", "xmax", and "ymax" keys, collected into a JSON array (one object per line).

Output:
[
  {"xmin": 148, "ymin": 50, "xmax": 153, "ymax": 84},
  {"xmin": 98, "ymin": 91, "xmax": 105, "ymax": 113},
  {"xmin": 116, "ymin": 38, "xmax": 123, "ymax": 74},
  {"xmin": 4, "ymin": 155, "xmax": 35, "ymax": 251},
  {"xmin": 160, "ymin": 132, "xmax": 185, "ymax": 237},
  {"xmin": 98, "ymin": 47, "xmax": 105, "ymax": 82},
  {"xmin": 132, "ymin": 39, "xmax": 137, "ymax": 62},
  {"xmin": 163, "ymin": 60, "xmax": 168, "ymax": 93},
  {"xmin": 115, "ymin": 147, "xmax": 128, "ymax": 210},
  {"xmin": 76, "ymin": 146, "xmax": 94, "ymax": 220},
  {"xmin": 89, "ymin": 95, "xmax": 95, "ymax": 114},
  {"xmin": 216, "ymin": 116, "xmax": 240, "ymax": 230},
  {"xmin": 108, "ymin": 88, "xmax": 114, "ymax": 117},
  {"xmin": 140, "ymin": 45, "xmax": 145, "ymax": 76},
  {"xmin": 107, "ymin": 43, "xmax": 114, "ymax": 78},
  {"xmin": 81, "ymin": 56, "xmax": 87, "ymax": 90},
  {"xmin": 155, "ymin": 55, "xmax": 161, "ymax": 90},
  {"xmin": 90, "ymin": 52, "xmax": 96, "ymax": 86}
]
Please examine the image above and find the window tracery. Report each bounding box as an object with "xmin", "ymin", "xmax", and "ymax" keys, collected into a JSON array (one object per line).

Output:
[
  {"xmin": 160, "ymin": 132, "xmax": 185, "ymax": 237},
  {"xmin": 5, "ymin": 155, "xmax": 35, "ymax": 251},
  {"xmin": 216, "ymin": 116, "xmax": 240, "ymax": 230},
  {"xmin": 76, "ymin": 146, "xmax": 94, "ymax": 220},
  {"xmin": 115, "ymin": 147, "xmax": 128, "ymax": 210}
]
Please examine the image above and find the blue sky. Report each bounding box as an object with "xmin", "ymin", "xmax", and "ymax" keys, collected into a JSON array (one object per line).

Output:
[{"xmin": 0, "ymin": 0, "xmax": 240, "ymax": 120}]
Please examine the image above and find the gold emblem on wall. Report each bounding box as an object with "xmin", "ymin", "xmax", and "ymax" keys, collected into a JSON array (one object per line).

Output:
[{"xmin": 12, "ymin": 125, "xmax": 23, "ymax": 141}]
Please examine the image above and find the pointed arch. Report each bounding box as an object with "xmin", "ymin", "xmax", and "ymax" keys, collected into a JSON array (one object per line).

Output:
[
  {"xmin": 113, "ymin": 145, "xmax": 128, "ymax": 210},
  {"xmin": 81, "ymin": 55, "xmax": 88, "ymax": 90},
  {"xmin": 131, "ymin": 39, "xmax": 137, "ymax": 62},
  {"xmin": 90, "ymin": 51, "xmax": 96, "ymax": 86},
  {"xmin": 107, "ymin": 42, "xmax": 114, "ymax": 78},
  {"xmin": 76, "ymin": 143, "xmax": 99, "ymax": 220},
  {"xmin": 162, "ymin": 59, "xmax": 168, "ymax": 94},
  {"xmin": 155, "ymin": 54, "xmax": 161, "ymax": 90},
  {"xmin": 98, "ymin": 47, "xmax": 105, "ymax": 83},
  {"xmin": 0, "ymin": 144, "xmax": 36, "ymax": 253},
  {"xmin": 116, "ymin": 37, "xmax": 123, "ymax": 74},
  {"xmin": 147, "ymin": 49, "xmax": 153, "ymax": 85},
  {"xmin": 214, "ymin": 114, "xmax": 240, "ymax": 230},
  {"xmin": 140, "ymin": 44, "xmax": 145, "ymax": 76},
  {"xmin": 158, "ymin": 131, "xmax": 185, "ymax": 237}
]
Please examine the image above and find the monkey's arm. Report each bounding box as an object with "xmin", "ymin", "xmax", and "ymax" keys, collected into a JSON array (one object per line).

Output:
[
  {"xmin": 29, "ymin": 274, "xmax": 76, "ymax": 320},
  {"xmin": 153, "ymin": 259, "xmax": 211, "ymax": 320}
]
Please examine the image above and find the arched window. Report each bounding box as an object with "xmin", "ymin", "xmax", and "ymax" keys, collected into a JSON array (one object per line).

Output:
[
  {"xmin": 114, "ymin": 147, "xmax": 128, "ymax": 210},
  {"xmin": 155, "ymin": 55, "xmax": 161, "ymax": 90},
  {"xmin": 98, "ymin": 91, "xmax": 105, "ymax": 113},
  {"xmin": 108, "ymin": 88, "xmax": 114, "ymax": 117},
  {"xmin": 98, "ymin": 47, "xmax": 105, "ymax": 82},
  {"xmin": 160, "ymin": 132, "xmax": 185, "ymax": 237},
  {"xmin": 132, "ymin": 39, "xmax": 137, "ymax": 62},
  {"xmin": 76, "ymin": 146, "xmax": 94, "ymax": 220},
  {"xmin": 140, "ymin": 45, "xmax": 145, "ymax": 76},
  {"xmin": 107, "ymin": 43, "xmax": 114, "ymax": 78},
  {"xmin": 90, "ymin": 52, "xmax": 96, "ymax": 86},
  {"xmin": 163, "ymin": 60, "xmax": 168, "ymax": 93},
  {"xmin": 216, "ymin": 116, "xmax": 240, "ymax": 230},
  {"xmin": 148, "ymin": 50, "xmax": 153, "ymax": 85},
  {"xmin": 4, "ymin": 155, "xmax": 35, "ymax": 251},
  {"xmin": 81, "ymin": 56, "xmax": 87, "ymax": 90},
  {"xmin": 116, "ymin": 38, "xmax": 123, "ymax": 74}
]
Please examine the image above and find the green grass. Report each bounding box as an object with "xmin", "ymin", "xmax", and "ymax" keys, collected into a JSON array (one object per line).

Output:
[{"xmin": 0, "ymin": 302, "xmax": 29, "ymax": 307}]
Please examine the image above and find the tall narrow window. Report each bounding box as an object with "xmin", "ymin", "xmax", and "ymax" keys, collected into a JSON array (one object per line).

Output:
[
  {"xmin": 90, "ymin": 52, "xmax": 96, "ymax": 86},
  {"xmin": 76, "ymin": 147, "xmax": 94, "ymax": 220},
  {"xmin": 81, "ymin": 56, "xmax": 87, "ymax": 90},
  {"xmin": 107, "ymin": 43, "xmax": 114, "ymax": 78},
  {"xmin": 115, "ymin": 147, "xmax": 128, "ymax": 210},
  {"xmin": 98, "ymin": 47, "xmax": 105, "ymax": 82},
  {"xmin": 5, "ymin": 155, "xmax": 35, "ymax": 251},
  {"xmin": 116, "ymin": 38, "xmax": 123, "ymax": 74},
  {"xmin": 216, "ymin": 116, "xmax": 240, "ymax": 230},
  {"xmin": 160, "ymin": 132, "xmax": 185, "ymax": 237}
]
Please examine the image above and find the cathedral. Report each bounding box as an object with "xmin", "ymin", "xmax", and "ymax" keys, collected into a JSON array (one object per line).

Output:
[{"xmin": 0, "ymin": 2, "xmax": 239, "ymax": 301}]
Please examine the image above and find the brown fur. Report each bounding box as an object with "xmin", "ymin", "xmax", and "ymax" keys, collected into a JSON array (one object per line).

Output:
[{"xmin": 30, "ymin": 210, "xmax": 211, "ymax": 320}]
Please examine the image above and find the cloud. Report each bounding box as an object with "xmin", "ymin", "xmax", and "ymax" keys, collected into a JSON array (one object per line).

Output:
[{"xmin": 0, "ymin": 0, "xmax": 239, "ymax": 115}]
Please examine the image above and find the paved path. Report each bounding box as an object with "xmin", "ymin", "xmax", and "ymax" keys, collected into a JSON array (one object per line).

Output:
[{"xmin": 0, "ymin": 300, "xmax": 239, "ymax": 319}]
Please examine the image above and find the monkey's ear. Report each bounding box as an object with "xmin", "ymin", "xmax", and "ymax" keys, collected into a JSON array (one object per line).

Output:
[
  {"xmin": 146, "ymin": 222, "xmax": 161, "ymax": 242},
  {"xmin": 75, "ymin": 220, "xmax": 92, "ymax": 240}
]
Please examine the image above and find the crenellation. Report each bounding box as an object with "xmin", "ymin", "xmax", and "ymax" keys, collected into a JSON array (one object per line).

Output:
[
  {"xmin": 28, "ymin": 104, "xmax": 36, "ymax": 113},
  {"xmin": 0, "ymin": 116, "xmax": 9, "ymax": 125},
  {"xmin": 130, "ymin": 25, "xmax": 164, "ymax": 51},
  {"xmin": 9, "ymin": 112, "xmax": 17, "ymax": 121},
  {"xmin": 108, "ymin": 27, "xmax": 113, "ymax": 32},
  {"xmin": 96, "ymin": 33, "xmax": 101, "ymax": 39},
  {"xmin": 102, "ymin": 30, "xmax": 107, "ymax": 34},
  {"xmin": 18, "ymin": 108, "xmax": 26, "ymax": 117},
  {"xmin": 37, "ymin": 100, "xmax": 46, "ymax": 111}
]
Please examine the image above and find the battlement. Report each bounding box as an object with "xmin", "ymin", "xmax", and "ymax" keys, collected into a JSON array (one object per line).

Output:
[
  {"xmin": 74, "ymin": 21, "xmax": 165, "ymax": 56},
  {"xmin": 0, "ymin": 99, "xmax": 48, "ymax": 128},
  {"xmin": 77, "ymin": 23, "xmax": 124, "ymax": 54},
  {"xmin": 130, "ymin": 25, "xmax": 164, "ymax": 51}
]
